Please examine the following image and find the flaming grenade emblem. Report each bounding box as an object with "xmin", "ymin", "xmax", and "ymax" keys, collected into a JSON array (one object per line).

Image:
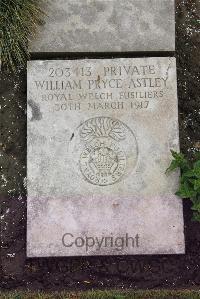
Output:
[{"xmin": 79, "ymin": 117, "xmax": 127, "ymax": 186}]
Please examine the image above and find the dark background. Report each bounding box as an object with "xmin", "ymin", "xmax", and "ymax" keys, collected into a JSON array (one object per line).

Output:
[{"xmin": 0, "ymin": 0, "xmax": 200, "ymax": 291}]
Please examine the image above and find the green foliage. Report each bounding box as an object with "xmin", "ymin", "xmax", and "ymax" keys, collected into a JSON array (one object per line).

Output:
[
  {"xmin": 0, "ymin": 0, "xmax": 45, "ymax": 71},
  {"xmin": 166, "ymin": 150, "xmax": 200, "ymax": 221},
  {"xmin": 1, "ymin": 290, "xmax": 200, "ymax": 299}
]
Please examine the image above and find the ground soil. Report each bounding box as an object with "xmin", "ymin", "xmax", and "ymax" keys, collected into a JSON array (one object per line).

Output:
[{"xmin": 0, "ymin": 0, "xmax": 200, "ymax": 292}]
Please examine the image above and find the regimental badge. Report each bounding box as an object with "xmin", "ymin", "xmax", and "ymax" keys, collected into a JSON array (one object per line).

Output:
[{"xmin": 70, "ymin": 117, "xmax": 138, "ymax": 186}]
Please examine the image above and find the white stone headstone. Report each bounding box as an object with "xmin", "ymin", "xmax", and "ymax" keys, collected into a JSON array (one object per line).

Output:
[
  {"xmin": 30, "ymin": 0, "xmax": 175, "ymax": 53},
  {"xmin": 27, "ymin": 57, "xmax": 185, "ymax": 257}
]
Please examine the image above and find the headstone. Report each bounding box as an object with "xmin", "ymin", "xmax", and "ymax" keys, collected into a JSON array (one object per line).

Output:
[
  {"xmin": 27, "ymin": 57, "xmax": 185, "ymax": 257},
  {"xmin": 30, "ymin": 0, "xmax": 175, "ymax": 53}
]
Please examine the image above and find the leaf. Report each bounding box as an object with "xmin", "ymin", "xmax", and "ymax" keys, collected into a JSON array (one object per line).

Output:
[
  {"xmin": 193, "ymin": 160, "xmax": 200, "ymax": 178},
  {"xmin": 191, "ymin": 19, "xmax": 200, "ymax": 25},
  {"xmin": 168, "ymin": 150, "xmax": 200, "ymax": 222},
  {"xmin": 186, "ymin": 178, "xmax": 196, "ymax": 185},
  {"xmin": 170, "ymin": 150, "xmax": 184, "ymax": 160},
  {"xmin": 194, "ymin": 179, "xmax": 200, "ymax": 191},
  {"xmin": 166, "ymin": 150, "xmax": 190, "ymax": 173},
  {"xmin": 192, "ymin": 212, "xmax": 200, "ymax": 222},
  {"xmin": 191, "ymin": 201, "xmax": 200, "ymax": 212},
  {"xmin": 166, "ymin": 159, "xmax": 180, "ymax": 173},
  {"xmin": 182, "ymin": 169, "xmax": 196, "ymax": 178},
  {"xmin": 176, "ymin": 181, "xmax": 197, "ymax": 199}
]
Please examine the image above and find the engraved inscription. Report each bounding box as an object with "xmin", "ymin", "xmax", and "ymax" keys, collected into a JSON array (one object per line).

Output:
[{"xmin": 33, "ymin": 62, "xmax": 169, "ymax": 113}]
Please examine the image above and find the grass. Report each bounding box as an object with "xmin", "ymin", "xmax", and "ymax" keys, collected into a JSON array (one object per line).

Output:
[
  {"xmin": 0, "ymin": 0, "xmax": 44, "ymax": 71},
  {"xmin": 0, "ymin": 290, "xmax": 200, "ymax": 299}
]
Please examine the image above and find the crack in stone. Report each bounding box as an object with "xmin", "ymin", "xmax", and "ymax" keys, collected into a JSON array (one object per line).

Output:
[{"xmin": 165, "ymin": 57, "xmax": 173, "ymax": 84}]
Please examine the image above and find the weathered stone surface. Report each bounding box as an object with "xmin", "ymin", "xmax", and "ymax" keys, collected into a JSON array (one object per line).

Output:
[
  {"xmin": 27, "ymin": 57, "xmax": 185, "ymax": 257},
  {"xmin": 30, "ymin": 0, "xmax": 175, "ymax": 53}
]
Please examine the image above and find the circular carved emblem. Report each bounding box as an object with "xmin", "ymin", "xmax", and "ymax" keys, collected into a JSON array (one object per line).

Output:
[{"xmin": 70, "ymin": 117, "xmax": 138, "ymax": 186}]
